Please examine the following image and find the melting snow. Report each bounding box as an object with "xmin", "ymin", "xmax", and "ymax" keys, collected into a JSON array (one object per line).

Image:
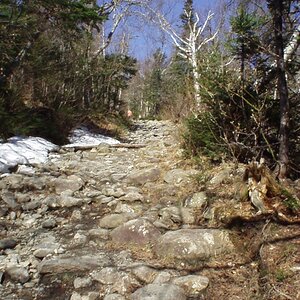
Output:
[
  {"xmin": 0, "ymin": 136, "xmax": 58, "ymax": 174},
  {"xmin": 0, "ymin": 126, "xmax": 120, "ymax": 174},
  {"xmin": 64, "ymin": 126, "xmax": 120, "ymax": 148}
]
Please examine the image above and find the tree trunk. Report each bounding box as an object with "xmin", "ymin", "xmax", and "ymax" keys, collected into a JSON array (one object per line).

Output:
[
  {"xmin": 270, "ymin": 0, "xmax": 290, "ymax": 178},
  {"xmin": 190, "ymin": 47, "xmax": 201, "ymax": 109}
]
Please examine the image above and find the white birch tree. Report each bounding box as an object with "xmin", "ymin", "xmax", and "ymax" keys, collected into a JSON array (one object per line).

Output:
[{"xmin": 143, "ymin": 3, "xmax": 218, "ymax": 109}]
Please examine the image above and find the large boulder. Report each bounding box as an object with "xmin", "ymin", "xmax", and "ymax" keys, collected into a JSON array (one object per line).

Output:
[{"xmin": 155, "ymin": 229, "xmax": 234, "ymax": 267}]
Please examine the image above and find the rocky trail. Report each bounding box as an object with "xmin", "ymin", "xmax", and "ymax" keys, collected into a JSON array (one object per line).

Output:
[{"xmin": 0, "ymin": 120, "xmax": 299, "ymax": 300}]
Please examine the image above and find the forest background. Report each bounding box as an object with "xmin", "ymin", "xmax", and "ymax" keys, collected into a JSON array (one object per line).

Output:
[{"xmin": 0, "ymin": 0, "xmax": 299, "ymax": 179}]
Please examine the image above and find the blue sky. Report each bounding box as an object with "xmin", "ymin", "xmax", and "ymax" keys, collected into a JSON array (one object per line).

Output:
[{"xmin": 98, "ymin": 0, "xmax": 221, "ymax": 60}]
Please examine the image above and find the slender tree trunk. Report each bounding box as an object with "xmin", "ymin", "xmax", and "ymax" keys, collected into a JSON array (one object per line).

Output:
[
  {"xmin": 190, "ymin": 46, "xmax": 201, "ymax": 109},
  {"xmin": 270, "ymin": 0, "xmax": 290, "ymax": 178}
]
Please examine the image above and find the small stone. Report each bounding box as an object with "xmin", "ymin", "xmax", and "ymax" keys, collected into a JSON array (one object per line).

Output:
[
  {"xmin": 83, "ymin": 292, "xmax": 100, "ymax": 300},
  {"xmin": 132, "ymin": 265, "xmax": 158, "ymax": 284},
  {"xmin": 42, "ymin": 219, "xmax": 57, "ymax": 229},
  {"xmin": 1, "ymin": 192, "xmax": 19, "ymax": 209},
  {"xmin": 51, "ymin": 175, "xmax": 84, "ymax": 194},
  {"xmin": 172, "ymin": 275, "xmax": 209, "ymax": 296},
  {"xmin": 104, "ymin": 294, "xmax": 125, "ymax": 300},
  {"xmin": 73, "ymin": 232, "xmax": 87, "ymax": 245},
  {"xmin": 6, "ymin": 266, "xmax": 30, "ymax": 284},
  {"xmin": 99, "ymin": 213, "xmax": 132, "ymax": 229},
  {"xmin": 164, "ymin": 169, "xmax": 197, "ymax": 185},
  {"xmin": 131, "ymin": 283, "xmax": 186, "ymax": 300},
  {"xmin": 183, "ymin": 192, "xmax": 207, "ymax": 208},
  {"xmin": 0, "ymin": 238, "xmax": 17, "ymax": 250},
  {"xmin": 59, "ymin": 194, "xmax": 83, "ymax": 207},
  {"xmin": 88, "ymin": 228, "xmax": 109, "ymax": 240},
  {"xmin": 70, "ymin": 291, "xmax": 82, "ymax": 300},
  {"xmin": 71, "ymin": 210, "xmax": 83, "ymax": 221},
  {"xmin": 33, "ymin": 242, "xmax": 61, "ymax": 258},
  {"xmin": 153, "ymin": 271, "xmax": 172, "ymax": 284},
  {"xmin": 0, "ymin": 271, "xmax": 4, "ymax": 284},
  {"xmin": 120, "ymin": 192, "xmax": 144, "ymax": 202},
  {"xmin": 74, "ymin": 277, "xmax": 92, "ymax": 289}
]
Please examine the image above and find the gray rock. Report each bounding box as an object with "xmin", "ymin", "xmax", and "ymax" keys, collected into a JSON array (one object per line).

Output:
[
  {"xmin": 41, "ymin": 218, "xmax": 57, "ymax": 229},
  {"xmin": 59, "ymin": 194, "xmax": 83, "ymax": 207},
  {"xmin": 155, "ymin": 229, "xmax": 234, "ymax": 266},
  {"xmin": 22, "ymin": 200, "xmax": 41, "ymax": 211},
  {"xmin": 88, "ymin": 228, "xmax": 109, "ymax": 240},
  {"xmin": 209, "ymin": 168, "xmax": 231, "ymax": 185},
  {"xmin": 103, "ymin": 187, "xmax": 125, "ymax": 198},
  {"xmin": 99, "ymin": 213, "xmax": 133, "ymax": 229},
  {"xmin": 91, "ymin": 267, "xmax": 117, "ymax": 284},
  {"xmin": 74, "ymin": 277, "xmax": 92, "ymax": 289},
  {"xmin": 91, "ymin": 267, "xmax": 140, "ymax": 294},
  {"xmin": 115, "ymin": 203, "xmax": 142, "ymax": 215},
  {"xmin": 153, "ymin": 271, "xmax": 172, "ymax": 284},
  {"xmin": 70, "ymin": 292, "xmax": 82, "ymax": 300},
  {"xmin": 0, "ymin": 238, "xmax": 17, "ymax": 250},
  {"xmin": 33, "ymin": 242, "xmax": 61, "ymax": 258},
  {"xmin": 51, "ymin": 175, "xmax": 84, "ymax": 194},
  {"xmin": 0, "ymin": 271, "xmax": 4, "ymax": 284},
  {"xmin": 104, "ymin": 294, "xmax": 126, "ymax": 300},
  {"xmin": 15, "ymin": 194, "xmax": 31, "ymax": 203},
  {"xmin": 131, "ymin": 266, "xmax": 158, "ymax": 284},
  {"xmin": 71, "ymin": 210, "xmax": 83, "ymax": 221},
  {"xmin": 6, "ymin": 266, "xmax": 30, "ymax": 284},
  {"xmin": 82, "ymin": 292, "xmax": 100, "ymax": 300},
  {"xmin": 131, "ymin": 283, "xmax": 186, "ymax": 300},
  {"xmin": 127, "ymin": 168, "xmax": 161, "ymax": 186},
  {"xmin": 158, "ymin": 206, "xmax": 182, "ymax": 227},
  {"xmin": 1, "ymin": 192, "xmax": 19, "ymax": 209},
  {"xmin": 163, "ymin": 169, "xmax": 197, "ymax": 185},
  {"xmin": 180, "ymin": 208, "xmax": 196, "ymax": 225},
  {"xmin": 42, "ymin": 195, "xmax": 60, "ymax": 208},
  {"xmin": 111, "ymin": 218, "xmax": 161, "ymax": 246},
  {"xmin": 172, "ymin": 275, "xmax": 209, "ymax": 296},
  {"xmin": 120, "ymin": 192, "xmax": 144, "ymax": 202},
  {"xmin": 183, "ymin": 192, "xmax": 207, "ymax": 208},
  {"xmin": 38, "ymin": 254, "xmax": 110, "ymax": 274}
]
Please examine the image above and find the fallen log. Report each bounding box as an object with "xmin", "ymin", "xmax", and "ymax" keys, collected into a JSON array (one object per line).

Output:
[{"xmin": 62, "ymin": 143, "xmax": 147, "ymax": 151}]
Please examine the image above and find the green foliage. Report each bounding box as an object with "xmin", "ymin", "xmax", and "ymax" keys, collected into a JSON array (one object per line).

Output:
[
  {"xmin": 275, "ymin": 269, "xmax": 288, "ymax": 282},
  {"xmin": 0, "ymin": 0, "xmax": 137, "ymax": 142},
  {"xmin": 229, "ymin": 6, "xmax": 263, "ymax": 59},
  {"xmin": 142, "ymin": 49, "xmax": 166, "ymax": 118},
  {"xmin": 182, "ymin": 113, "xmax": 226, "ymax": 160},
  {"xmin": 281, "ymin": 189, "xmax": 300, "ymax": 213}
]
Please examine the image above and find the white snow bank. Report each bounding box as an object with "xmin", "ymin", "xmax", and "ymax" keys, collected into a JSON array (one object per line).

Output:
[
  {"xmin": 0, "ymin": 136, "xmax": 58, "ymax": 173},
  {"xmin": 64, "ymin": 126, "xmax": 120, "ymax": 148}
]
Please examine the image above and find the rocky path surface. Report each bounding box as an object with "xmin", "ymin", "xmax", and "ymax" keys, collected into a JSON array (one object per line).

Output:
[{"xmin": 0, "ymin": 120, "xmax": 299, "ymax": 300}]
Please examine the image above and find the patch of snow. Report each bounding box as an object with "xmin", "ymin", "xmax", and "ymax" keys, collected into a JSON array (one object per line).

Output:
[
  {"xmin": 0, "ymin": 136, "xmax": 58, "ymax": 174},
  {"xmin": 64, "ymin": 126, "xmax": 120, "ymax": 148}
]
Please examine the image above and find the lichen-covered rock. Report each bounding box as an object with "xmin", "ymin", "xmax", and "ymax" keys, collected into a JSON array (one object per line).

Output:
[
  {"xmin": 155, "ymin": 229, "xmax": 234, "ymax": 267},
  {"xmin": 111, "ymin": 218, "xmax": 161, "ymax": 246},
  {"xmin": 172, "ymin": 275, "xmax": 209, "ymax": 297}
]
